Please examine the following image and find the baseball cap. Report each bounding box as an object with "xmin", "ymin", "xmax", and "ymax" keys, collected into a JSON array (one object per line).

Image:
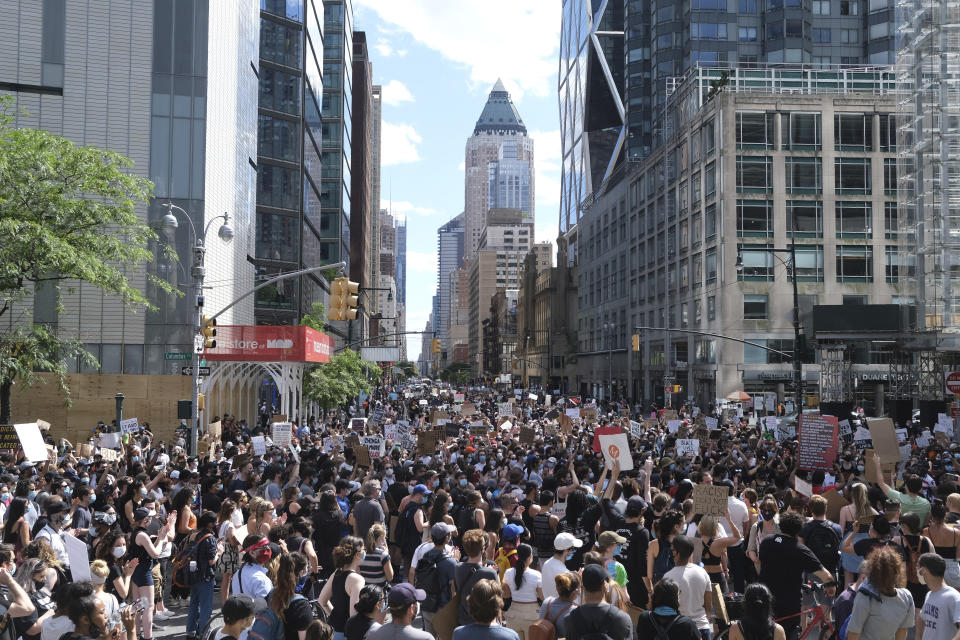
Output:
[
  {"xmin": 502, "ymin": 523, "xmax": 524, "ymax": 541},
  {"xmin": 388, "ymin": 583, "xmax": 426, "ymax": 607},
  {"xmin": 133, "ymin": 507, "xmax": 151, "ymax": 522},
  {"xmin": 222, "ymin": 594, "xmax": 259, "ymax": 622},
  {"xmin": 582, "ymin": 564, "xmax": 608, "ymax": 592},
  {"xmin": 598, "ymin": 531, "xmax": 627, "ymax": 547},
  {"xmin": 46, "ymin": 501, "xmax": 70, "ymax": 516},
  {"xmin": 626, "ymin": 496, "xmax": 647, "ymax": 517},
  {"xmin": 430, "ymin": 522, "xmax": 456, "ymax": 540},
  {"xmin": 412, "ymin": 483, "xmax": 432, "ymax": 495},
  {"xmin": 169, "ymin": 470, "xmax": 180, "ymax": 479},
  {"xmin": 554, "ymin": 532, "xmax": 583, "ymax": 551}
]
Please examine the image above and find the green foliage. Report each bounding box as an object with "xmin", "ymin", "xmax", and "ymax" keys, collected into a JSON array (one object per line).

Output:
[
  {"xmin": 300, "ymin": 301, "xmax": 327, "ymax": 331},
  {"xmin": 303, "ymin": 348, "xmax": 383, "ymax": 410},
  {"xmin": 439, "ymin": 363, "xmax": 471, "ymax": 385},
  {"xmin": 0, "ymin": 96, "xmax": 172, "ymax": 417},
  {"xmin": 395, "ymin": 361, "xmax": 419, "ymax": 380}
]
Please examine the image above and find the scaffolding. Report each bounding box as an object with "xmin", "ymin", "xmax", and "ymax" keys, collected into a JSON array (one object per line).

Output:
[{"xmin": 897, "ymin": 0, "xmax": 960, "ymax": 346}]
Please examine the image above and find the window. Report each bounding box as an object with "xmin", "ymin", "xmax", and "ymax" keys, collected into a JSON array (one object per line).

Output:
[
  {"xmin": 737, "ymin": 200, "xmax": 773, "ymax": 237},
  {"xmin": 680, "ymin": 303, "xmax": 689, "ymax": 327},
  {"xmin": 840, "ymin": 0, "xmax": 859, "ymax": 13},
  {"xmin": 696, "ymin": 339, "xmax": 717, "ymax": 363},
  {"xmin": 813, "ymin": 0, "xmax": 831, "ymax": 12},
  {"xmin": 812, "ymin": 27, "xmax": 831, "ymax": 42},
  {"xmin": 843, "ymin": 295, "xmax": 868, "ymax": 305},
  {"xmin": 836, "ymin": 158, "xmax": 872, "ymax": 194},
  {"xmin": 835, "ymin": 113, "xmax": 872, "ymax": 150},
  {"xmin": 839, "ymin": 28, "xmax": 859, "ymax": 43},
  {"xmin": 705, "ymin": 162, "xmax": 717, "ymax": 197},
  {"xmin": 740, "ymin": 0, "xmax": 757, "ymax": 10},
  {"xmin": 693, "ymin": 214, "xmax": 702, "ymax": 247},
  {"xmin": 692, "ymin": 172, "xmax": 702, "ymax": 204},
  {"xmin": 869, "ymin": 0, "xmax": 888, "ymax": 12},
  {"xmin": 744, "ymin": 294, "xmax": 769, "ymax": 319},
  {"xmin": 705, "ymin": 203, "xmax": 717, "ymax": 239},
  {"xmin": 739, "ymin": 245, "xmax": 774, "ymax": 280},
  {"xmin": 767, "ymin": 21, "xmax": 784, "ymax": 40},
  {"xmin": 793, "ymin": 245, "xmax": 825, "ymax": 281},
  {"xmin": 885, "ymin": 246, "xmax": 900, "ymax": 282},
  {"xmin": 693, "ymin": 253, "xmax": 703, "ymax": 289},
  {"xmin": 787, "ymin": 201, "xmax": 823, "ymax": 237},
  {"xmin": 691, "ymin": 22, "xmax": 728, "ymax": 40},
  {"xmin": 884, "ymin": 158, "xmax": 897, "ymax": 195},
  {"xmin": 706, "ymin": 248, "xmax": 717, "ymax": 283},
  {"xmin": 680, "ymin": 219, "xmax": 689, "ymax": 248},
  {"xmin": 42, "ymin": 0, "xmax": 65, "ymax": 87},
  {"xmin": 836, "ymin": 201, "xmax": 872, "ymax": 236},
  {"xmin": 703, "ymin": 120, "xmax": 716, "ymax": 156},
  {"xmin": 737, "ymin": 112, "xmax": 773, "ymax": 148},
  {"xmin": 870, "ymin": 22, "xmax": 891, "ymax": 39},
  {"xmin": 692, "ymin": 0, "xmax": 728, "ymax": 8},
  {"xmin": 786, "ymin": 157, "xmax": 822, "ymax": 193},
  {"xmin": 837, "ymin": 245, "xmax": 874, "ymax": 281},
  {"xmin": 782, "ymin": 113, "xmax": 821, "ymax": 149},
  {"xmin": 785, "ymin": 19, "xmax": 804, "ymax": 37},
  {"xmin": 884, "ymin": 202, "xmax": 898, "ymax": 238},
  {"xmin": 695, "ymin": 299, "xmax": 703, "ymax": 324},
  {"xmin": 739, "ymin": 27, "xmax": 758, "ymax": 41},
  {"xmin": 707, "ymin": 296, "xmax": 716, "ymax": 320},
  {"xmin": 879, "ymin": 114, "xmax": 897, "ymax": 151},
  {"xmin": 737, "ymin": 156, "xmax": 773, "ymax": 192},
  {"xmin": 744, "ymin": 339, "xmax": 794, "ymax": 364}
]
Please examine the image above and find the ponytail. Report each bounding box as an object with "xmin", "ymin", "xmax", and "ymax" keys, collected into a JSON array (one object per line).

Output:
[{"xmin": 514, "ymin": 543, "xmax": 532, "ymax": 590}]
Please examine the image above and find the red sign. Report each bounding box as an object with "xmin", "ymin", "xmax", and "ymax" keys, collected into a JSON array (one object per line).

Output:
[
  {"xmin": 947, "ymin": 371, "xmax": 960, "ymax": 395},
  {"xmin": 204, "ymin": 326, "xmax": 333, "ymax": 363}
]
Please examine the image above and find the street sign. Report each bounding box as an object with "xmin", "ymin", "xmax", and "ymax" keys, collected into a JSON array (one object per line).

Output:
[
  {"xmin": 947, "ymin": 371, "xmax": 960, "ymax": 395},
  {"xmin": 165, "ymin": 352, "xmax": 192, "ymax": 361},
  {"xmin": 181, "ymin": 366, "xmax": 211, "ymax": 376}
]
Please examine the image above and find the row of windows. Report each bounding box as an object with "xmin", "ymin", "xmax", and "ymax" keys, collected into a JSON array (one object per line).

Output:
[
  {"xmin": 736, "ymin": 156, "xmax": 897, "ymax": 195},
  {"xmin": 737, "ymin": 200, "xmax": 901, "ymax": 237},
  {"xmin": 739, "ymin": 244, "xmax": 903, "ymax": 282},
  {"xmin": 737, "ymin": 112, "xmax": 897, "ymax": 151}
]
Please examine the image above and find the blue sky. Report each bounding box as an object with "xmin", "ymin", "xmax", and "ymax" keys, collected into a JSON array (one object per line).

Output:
[{"xmin": 352, "ymin": 1, "xmax": 562, "ymax": 363}]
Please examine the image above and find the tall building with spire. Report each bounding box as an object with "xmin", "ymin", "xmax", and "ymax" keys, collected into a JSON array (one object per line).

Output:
[{"xmin": 463, "ymin": 80, "xmax": 534, "ymax": 260}]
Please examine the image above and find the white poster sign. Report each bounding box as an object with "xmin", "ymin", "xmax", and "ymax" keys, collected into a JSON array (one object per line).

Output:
[
  {"xmin": 667, "ymin": 419, "xmax": 683, "ymax": 434},
  {"xmin": 598, "ymin": 432, "xmax": 634, "ymax": 471},
  {"xmin": 15, "ymin": 423, "xmax": 48, "ymax": 462},
  {"xmin": 565, "ymin": 408, "xmax": 580, "ymax": 419},
  {"xmin": 794, "ymin": 477, "xmax": 813, "ymax": 497},
  {"xmin": 498, "ymin": 403, "xmax": 513, "ymax": 418},
  {"xmin": 251, "ymin": 436, "xmax": 266, "ymax": 456},
  {"xmin": 361, "ymin": 436, "xmax": 385, "ymax": 457},
  {"xmin": 119, "ymin": 418, "xmax": 140, "ymax": 435},
  {"xmin": 384, "ymin": 423, "xmax": 399, "ymax": 440},
  {"xmin": 705, "ymin": 417, "xmax": 719, "ymax": 431},
  {"xmin": 271, "ymin": 422, "xmax": 293, "ymax": 448},
  {"xmin": 629, "ymin": 420, "xmax": 643, "ymax": 438},
  {"xmin": 63, "ymin": 532, "xmax": 91, "ymax": 581},
  {"xmin": 676, "ymin": 438, "xmax": 700, "ymax": 456}
]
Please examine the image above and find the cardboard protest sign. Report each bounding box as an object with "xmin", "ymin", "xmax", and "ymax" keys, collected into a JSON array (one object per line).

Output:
[
  {"xmin": 15, "ymin": 423, "xmax": 48, "ymax": 462},
  {"xmin": 693, "ymin": 484, "xmax": 728, "ymax": 517},
  {"xmin": 78, "ymin": 443, "xmax": 94, "ymax": 459},
  {"xmin": 662, "ymin": 410, "xmax": 679, "ymax": 422},
  {"xmin": 560, "ymin": 414, "xmax": 573, "ymax": 434},
  {"xmin": 361, "ymin": 436, "xmax": 385, "ymax": 457},
  {"xmin": 271, "ymin": 414, "xmax": 287, "ymax": 423},
  {"xmin": 867, "ymin": 417, "xmax": 900, "ymax": 464},
  {"xmin": 598, "ymin": 432, "xmax": 633, "ymax": 470},
  {"xmin": 197, "ymin": 440, "xmax": 210, "ymax": 456},
  {"xmin": 355, "ymin": 447, "xmax": 372, "ymax": 468},
  {"xmin": 384, "ymin": 423, "xmax": 399, "ymax": 440},
  {"xmin": 470, "ymin": 425, "xmax": 488, "ymax": 438},
  {"xmin": 676, "ymin": 439, "xmax": 700, "ymax": 457},
  {"xmin": 821, "ymin": 489, "xmax": 850, "ymax": 522},
  {"xmin": 705, "ymin": 416, "xmax": 719, "ymax": 431},
  {"xmin": 445, "ymin": 423, "xmax": 460, "ymax": 439},
  {"xmin": 794, "ymin": 477, "xmax": 813, "ymax": 497},
  {"xmin": 519, "ymin": 427, "xmax": 536, "ymax": 444},
  {"xmin": 545, "ymin": 408, "xmax": 561, "ymax": 421},
  {"xmin": 582, "ymin": 406, "xmax": 598, "ymax": 423},
  {"xmin": 864, "ymin": 449, "xmax": 897, "ymax": 483},
  {"xmin": 462, "ymin": 402, "xmax": 476, "ymax": 416},
  {"xmin": 271, "ymin": 422, "xmax": 293, "ymax": 448},
  {"xmin": 119, "ymin": 418, "xmax": 140, "ymax": 435},
  {"xmin": 100, "ymin": 448, "xmax": 118, "ymax": 462},
  {"xmin": 418, "ymin": 432, "xmax": 439, "ymax": 456},
  {"xmin": 629, "ymin": 420, "xmax": 643, "ymax": 438},
  {"xmin": 208, "ymin": 421, "xmax": 222, "ymax": 438},
  {"xmin": 797, "ymin": 414, "xmax": 839, "ymax": 470},
  {"xmin": 251, "ymin": 436, "xmax": 266, "ymax": 456}
]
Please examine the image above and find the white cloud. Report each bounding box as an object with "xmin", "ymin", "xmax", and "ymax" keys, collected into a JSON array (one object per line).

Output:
[
  {"xmin": 381, "ymin": 79, "xmax": 415, "ymax": 106},
  {"xmin": 388, "ymin": 201, "xmax": 438, "ymax": 217},
  {"xmin": 381, "ymin": 122, "xmax": 422, "ymax": 166},
  {"xmin": 529, "ymin": 129, "xmax": 562, "ymax": 163},
  {"xmin": 406, "ymin": 250, "xmax": 438, "ymax": 276},
  {"xmin": 354, "ymin": 0, "xmax": 560, "ymax": 100}
]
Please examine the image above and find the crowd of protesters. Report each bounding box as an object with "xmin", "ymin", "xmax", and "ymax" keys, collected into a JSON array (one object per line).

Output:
[{"xmin": 2, "ymin": 382, "xmax": 960, "ymax": 640}]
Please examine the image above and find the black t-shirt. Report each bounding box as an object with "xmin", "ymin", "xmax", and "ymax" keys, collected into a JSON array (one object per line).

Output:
[
  {"xmin": 566, "ymin": 603, "xmax": 633, "ymax": 640},
  {"xmin": 105, "ymin": 563, "xmax": 123, "ymax": 597},
  {"xmin": 758, "ymin": 534, "xmax": 823, "ymax": 619},
  {"xmin": 284, "ymin": 596, "xmax": 314, "ymax": 640},
  {"xmin": 345, "ymin": 613, "xmax": 376, "ymax": 640},
  {"xmin": 635, "ymin": 613, "xmax": 701, "ymax": 640},
  {"xmin": 852, "ymin": 537, "xmax": 907, "ymax": 563}
]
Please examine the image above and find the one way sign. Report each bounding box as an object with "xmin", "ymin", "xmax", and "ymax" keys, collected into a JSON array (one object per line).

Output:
[{"xmin": 181, "ymin": 366, "xmax": 211, "ymax": 376}]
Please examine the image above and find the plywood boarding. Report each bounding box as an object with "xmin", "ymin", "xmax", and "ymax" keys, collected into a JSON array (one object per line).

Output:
[{"xmin": 10, "ymin": 374, "xmax": 190, "ymax": 444}]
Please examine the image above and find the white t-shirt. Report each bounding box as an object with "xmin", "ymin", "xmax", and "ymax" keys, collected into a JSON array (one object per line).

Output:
[
  {"xmin": 541, "ymin": 557, "xmax": 568, "ymax": 600},
  {"xmin": 722, "ymin": 496, "xmax": 750, "ymax": 542},
  {"xmin": 41, "ymin": 615, "xmax": 75, "ymax": 640},
  {"xmin": 503, "ymin": 567, "xmax": 542, "ymax": 602},
  {"xmin": 922, "ymin": 586, "xmax": 960, "ymax": 640},
  {"xmin": 663, "ymin": 563, "xmax": 712, "ymax": 629},
  {"xmin": 410, "ymin": 542, "xmax": 454, "ymax": 570}
]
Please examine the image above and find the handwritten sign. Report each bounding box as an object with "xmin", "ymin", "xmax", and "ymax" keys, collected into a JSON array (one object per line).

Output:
[
  {"xmin": 565, "ymin": 408, "xmax": 580, "ymax": 419},
  {"xmin": 853, "ymin": 427, "xmax": 873, "ymax": 451},
  {"xmin": 598, "ymin": 432, "xmax": 633, "ymax": 470},
  {"xmin": 693, "ymin": 484, "xmax": 728, "ymax": 518},
  {"xmin": 582, "ymin": 406, "xmax": 598, "ymax": 423},
  {"xmin": 867, "ymin": 417, "xmax": 900, "ymax": 464},
  {"xmin": 208, "ymin": 421, "xmax": 222, "ymax": 438},
  {"xmin": 418, "ymin": 431, "xmax": 439, "ymax": 456},
  {"xmin": 251, "ymin": 436, "xmax": 266, "ymax": 456},
  {"xmin": 667, "ymin": 420, "xmax": 683, "ymax": 434},
  {"xmin": 629, "ymin": 420, "xmax": 643, "ymax": 438},
  {"xmin": 454, "ymin": 393, "xmax": 465, "ymax": 403},
  {"xmin": 100, "ymin": 448, "xmax": 118, "ymax": 462},
  {"xmin": 119, "ymin": 418, "xmax": 140, "ymax": 435},
  {"xmin": 794, "ymin": 476, "xmax": 813, "ymax": 497},
  {"xmin": 498, "ymin": 403, "xmax": 514, "ymax": 418},
  {"xmin": 797, "ymin": 414, "xmax": 839, "ymax": 470},
  {"xmin": 355, "ymin": 447, "xmax": 371, "ymax": 468},
  {"xmin": 676, "ymin": 439, "xmax": 700, "ymax": 457},
  {"xmin": 271, "ymin": 422, "xmax": 293, "ymax": 448},
  {"xmin": 704, "ymin": 416, "xmax": 719, "ymax": 431}
]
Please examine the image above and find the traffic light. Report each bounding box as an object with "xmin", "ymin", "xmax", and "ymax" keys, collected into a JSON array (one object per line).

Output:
[
  {"xmin": 632, "ymin": 334, "xmax": 640, "ymax": 351},
  {"xmin": 198, "ymin": 393, "xmax": 205, "ymax": 411},
  {"xmin": 329, "ymin": 277, "xmax": 359, "ymax": 321},
  {"xmin": 672, "ymin": 384, "xmax": 682, "ymax": 393},
  {"xmin": 431, "ymin": 338, "xmax": 441, "ymax": 354},
  {"xmin": 201, "ymin": 315, "xmax": 217, "ymax": 349}
]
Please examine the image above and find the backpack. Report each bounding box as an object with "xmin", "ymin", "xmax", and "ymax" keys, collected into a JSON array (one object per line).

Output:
[
  {"xmin": 528, "ymin": 598, "xmax": 573, "ymax": 640},
  {"xmin": 172, "ymin": 531, "xmax": 213, "ymax": 589},
  {"xmin": 495, "ymin": 546, "xmax": 517, "ymax": 580},
  {"xmin": 803, "ymin": 520, "xmax": 841, "ymax": 572},
  {"xmin": 0, "ymin": 599, "xmax": 16, "ymax": 640},
  {"xmin": 248, "ymin": 594, "xmax": 307, "ymax": 640},
  {"xmin": 396, "ymin": 503, "xmax": 422, "ymax": 555},
  {"xmin": 568, "ymin": 604, "xmax": 617, "ymax": 640},
  {"xmin": 414, "ymin": 548, "xmax": 447, "ymax": 613},
  {"xmin": 649, "ymin": 614, "xmax": 680, "ymax": 640},
  {"xmin": 904, "ymin": 535, "xmax": 929, "ymax": 583}
]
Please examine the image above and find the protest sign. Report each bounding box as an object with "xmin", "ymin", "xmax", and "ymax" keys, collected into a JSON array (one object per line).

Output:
[
  {"xmin": 288, "ymin": 444, "xmax": 299, "ymax": 463},
  {"xmin": 705, "ymin": 416, "xmax": 719, "ymax": 431},
  {"xmin": 598, "ymin": 432, "xmax": 633, "ymax": 470},
  {"xmin": 853, "ymin": 427, "xmax": 873, "ymax": 451},
  {"xmin": 916, "ymin": 431, "xmax": 932, "ymax": 448},
  {"xmin": 528, "ymin": 393, "xmax": 538, "ymax": 402},
  {"xmin": 662, "ymin": 410, "xmax": 679, "ymax": 422},
  {"xmin": 470, "ymin": 425, "xmax": 488, "ymax": 438},
  {"xmin": 693, "ymin": 484, "xmax": 728, "ymax": 517},
  {"xmin": 119, "ymin": 418, "xmax": 140, "ymax": 435},
  {"xmin": 936, "ymin": 413, "xmax": 955, "ymax": 436},
  {"xmin": 676, "ymin": 439, "xmax": 700, "ymax": 457},
  {"xmin": 251, "ymin": 436, "xmax": 266, "ymax": 456},
  {"xmin": 867, "ymin": 417, "xmax": 900, "ymax": 464},
  {"xmin": 15, "ymin": 423, "xmax": 47, "ymax": 462},
  {"xmin": 384, "ymin": 423, "xmax": 399, "ymax": 440},
  {"xmin": 582, "ymin": 406, "xmax": 598, "ymax": 423},
  {"xmin": 560, "ymin": 414, "xmax": 573, "ymax": 434},
  {"xmin": 0, "ymin": 425, "xmax": 19, "ymax": 450},
  {"xmin": 667, "ymin": 420, "xmax": 683, "ymax": 434},
  {"xmin": 350, "ymin": 418, "xmax": 367, "ymax": 432},
  {"xmin": 208, "ymin": 421, "xmax": 222, "ymax": 438},
  {"xmin": 454, "ymin": 393, "xmax": 465, "ymax": 403},
  {"xmin": 78, "ymin": 443, "xmax": 94, "ymax": 459},
  {"xmin": 98, "ymin": 432, "xmax": 121, "ymax": 450},
  {"xmin": 462, "ymin": 402, "xmax": 476, "ymax": 416},
  {"xmin": 399, "ymin": 433, "xmax": 417, "ymax": 450},
  {"xmin": 271, "ymin": 414, "xmax": 287, "ymax": 423},
  {"xmin": 271, "ymin": 422, "xmax": 293, "ymax": 448},
  {"xmin": 100, "ymin": 448, "xmax": 118, "ymax": 462},
  {"xmin": 355, "ymin": 447, "xmax": 371, "ymax": 468},
  {"xmin": 794, "ymin": 477, "xmax": 813, "ymax": 497},
  {"xmin": 895, "ymin": 428, "xmax": 908, "ymax": 444},
  {"xmin": 418, "ymin": 432, "xmax": 438, "ymax": 456},
  {"xmin": 519, "ymin": 427, "xmax": 536, "ymax": 444},
  {"xmin": 864, "ymin": 449, "xmax": 897, "ymax": 483},
  {"xmin": 763, "ymin": 415, "xmax": 778, "ymax": 435},
  {"xmin": 545, "ymin": 422, "xmax": 557, "ymax": 436},
  {"xmin": 361, "ymin": 436, "xmax": 385, "ymax": 457},
  {"xmin": 545, "ymin": 408, "xmax": 561, "ymax": 421},
  {"xmin": 629, "ymin": 420, "xmax": 643, "ymax": 438},
  {"xmin": 63, "ymin": 532, "xmax": 91, "ymax": 581},
  {"xmin": 445, "ymin": 423, "xmax": 460, "ymax": 439},
  {"xmin": 797, "ymin": 414, "xmax": 839, "ymax": 470},
  {"xmin": 498, "ymin": 403, "xmax": 514, "ymax": 418},
  {"xmin": 565, "ymin": 408, "xmax": 580, "ymax": 419},
  {"xmin": 821, "ymin": 489, "xmax": 850, "ymax": 522}
]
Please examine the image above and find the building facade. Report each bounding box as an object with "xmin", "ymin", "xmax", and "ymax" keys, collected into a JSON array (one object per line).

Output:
[
  {"xmin": 368, "ymin": 84, "xmax": 382, "ymax": 317},
  {"xmin": 574, "ymin": 66, "xmax": 901, "ymax": 407},
  {"xmin": 437, "ymin": 214, "xmax": 465, "ymax": 365},
  {"xmin": 350, "ymin": 31, "xmax": 374, "ymax": 342}
]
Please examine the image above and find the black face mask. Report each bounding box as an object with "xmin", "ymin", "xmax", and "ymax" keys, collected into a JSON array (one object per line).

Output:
[{"xmin": 762, "ymin": 510, "xmax": 776, "ymax": 520}]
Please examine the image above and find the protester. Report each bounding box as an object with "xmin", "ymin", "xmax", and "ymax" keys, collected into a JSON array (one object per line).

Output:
[
  {"xmin": 345, "ymin": 584, "xmax": 386, "ymax": 640},
  {"xmin": 318, "ymin": 536, "xmax": 367, "ymax": 640},
  {"xmin": 536, "ymin": 572, "xmax": 580, "ymax": 638},
  {"xmin": 367, "ymin": 583, "xmax": 434, "ymax": 640},
  {"xmin": 452, "ymin": 579, "xmax": 518, "ymax": 640},
  {"xmin": 727, "ymin": 583, "xmax": 785, "ymax": 640},
  {"xmin": 917, "ymin": 552, "xmax": 960, "ymax": 640},
  {"xmin": 847, "ymin": 546, "xmax": 915, "ymax": 640},
  {"xmin": 563, "ymin": 564, "xmax": 632, "ymax": 640},
  {"xmin": 635, "ymin": 578, "xmax": 702, "ymax": 640}
]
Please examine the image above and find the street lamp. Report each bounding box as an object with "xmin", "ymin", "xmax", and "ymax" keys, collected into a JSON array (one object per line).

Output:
[
  {"xmin": 161, "ymin": 202, "xmax": 233, "ymax": 456},
  {"xmin": 737, "ymin": 237, "xmax": 804, "ymax": 410}
]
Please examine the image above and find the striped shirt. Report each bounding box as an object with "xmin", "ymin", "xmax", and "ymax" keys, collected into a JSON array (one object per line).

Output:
[{"xmin": 358, "ymin": 548, "xmax": 390, "ymax": 585}]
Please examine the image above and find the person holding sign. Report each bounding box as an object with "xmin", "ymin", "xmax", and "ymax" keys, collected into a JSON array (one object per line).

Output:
[{"xmin": 696, "ymin": 511, "xmax": 742, "ymax": 593}]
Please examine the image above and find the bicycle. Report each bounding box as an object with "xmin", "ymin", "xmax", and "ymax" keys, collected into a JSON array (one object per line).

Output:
[{"xmin": 775, "ymin": 582, "xmax": 836, "ymax": 640}]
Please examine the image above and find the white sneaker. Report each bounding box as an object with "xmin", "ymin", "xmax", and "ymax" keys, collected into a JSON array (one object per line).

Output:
[{"xmin": 154, "ymin": 610, "xmax": 174, "ymax": 620}]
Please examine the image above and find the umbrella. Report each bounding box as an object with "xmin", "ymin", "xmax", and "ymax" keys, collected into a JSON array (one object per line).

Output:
[{"xmin": 726, "ymin": 390, "xmax": 751, "ymax": 402}]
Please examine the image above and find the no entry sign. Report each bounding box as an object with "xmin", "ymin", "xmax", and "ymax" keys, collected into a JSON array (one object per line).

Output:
[{"xmin": 946, "ymin": 371, "xmax": 960, "ymax": 395}]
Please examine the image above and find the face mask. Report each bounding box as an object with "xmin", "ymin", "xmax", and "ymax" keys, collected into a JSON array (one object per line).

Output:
[
  {"xmin": 576, "ymin": 455, "xmax": 583, "ymax": 461},
  {"xmin": 479, "ymin": 456, "xmax": 486, "ymax": 463},
  {"xmin": 762, "ymin": 510, "xmax": 776, "ymax": 520},
  {"xmin": 588, "ymin": 472, "xmax": 595, "ymax": 480},
  {"xmin": 0, "ymin": 494, "xmax": 9, "ymax": 504},
  {"xmin": 88, "ymin": 494, "xmax": 96, "ymax": 504},
  {"xmin": 459, "ymin": 479, "xmax": 468, "ymax": 488},
  {"xmin": 857, "ymin": 465, "xmax": 865, "ymax": 472},
  {"xmin": 140, "ymin": 488, "xmax": 148, "ymax": 497},
  {"xmin": 566, "ymin": 550, "xmax": 576, "ymax": 561},
  {"xmin": 27, "ymin": 491, "xmax": 37, "ymax": 501},
  {"xmin": 431, "ymin": 480, "xmax": 440, "ymax": 489},
  {"xmin": 918, "ymin": 572, "xmax": 927, "ymax": 586},
  {"xmin": 8, "ymin": 563, "xmax": 15, "ymax": 575},
  {"xmin": 407, "ymin": 485, "xmax": 414, "ymax": 494},
  {"xmin": 132, "ymin": 457, "xmax": 140, "ymax": 463},
  {"xmin": 81, "ymin": 477, "xmax": 90, "ymax": 484},
  {"xmin": 113, "ymin": 544, "xmax": 127, "ymax": 558},
  {"xmin": 63, "ymin": 489, "xmax": 72, "ymax": 498},
  {"xmin": 34, "ymin": 579, "xmax": 46, "ymax": 590},
  {"xmin": 614, "ymin": 545, "xmax": 624, "ymax": 556},
  {"xmin": 446, "ymin": 501, "xmax": 454, "ymax": 511},
  {"xmin": 147, "ymin": 509, "xmax": 157, "ymax": 517},
  {"xmin": 103, "ymin": 513, "xmax": 117, "ymax": 525}
]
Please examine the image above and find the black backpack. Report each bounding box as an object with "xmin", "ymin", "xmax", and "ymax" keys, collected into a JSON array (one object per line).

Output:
[
  {"xmin": 414, "ymin": 548, "xmax": 447, "ymax": 612},
  {"xmin": 804, "ymin": 519, "xmax": 841, "ymax": 572},
  {"xmin": 568, "ymin": 604, "xmax": 617, "ymax": 640},
  {"xmin": 649, "ymin": 614, "xmax": 680, "ymax": 640}
]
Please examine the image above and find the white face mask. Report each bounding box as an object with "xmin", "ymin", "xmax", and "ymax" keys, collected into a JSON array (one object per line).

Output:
[
  {"xmin": 113, "ymin": 546, "xmax": 126, "ymax": 558},
  {"xmin": 918, "ymin": 572, "xmax": 927, "ymax": 586}
]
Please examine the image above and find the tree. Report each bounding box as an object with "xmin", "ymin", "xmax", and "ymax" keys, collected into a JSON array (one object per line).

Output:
[
  {"xmin": 394, "ymin": 360, "xmax": 419, "ymax": 381},
  {"xmin": 0, "ymin": 97, "xmax": 175, "ymax": 422},
  {"xmin": 300, "ymin": 301, "xmax": 327, "ymax": 331},
  {"xmin": 303, "ymin": 348, "xmax": 382, "ymax": 410},
  {"xmin": 439, "ymin": 363, "xmax": 471, "ymax": 385}
]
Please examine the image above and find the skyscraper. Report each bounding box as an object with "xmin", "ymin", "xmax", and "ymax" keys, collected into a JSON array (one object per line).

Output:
[
  {"xmin": 369, "ymin": 84, "xmax": 382, "ymax": 316},
  {"xmin": 437, "ymin": 214, "xmax": 465, "ymax": 361},
  {"xmin": 488, "ymin": 141, "xmax": 532, "ymax": 213},
  {"xmin": 464, "ymin": 80, "xmax": 535, "ymax": 260},
  {"xmin": 350, "ymin": 31, "xmax": 374, "ymax": 340},
  {"xmin": 254, "ymin": 0, "xmax": 326, "ymax": 325},
  {"xmin": 395, "ymin": 214, "xmax": 407, "ymax": 306}
]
